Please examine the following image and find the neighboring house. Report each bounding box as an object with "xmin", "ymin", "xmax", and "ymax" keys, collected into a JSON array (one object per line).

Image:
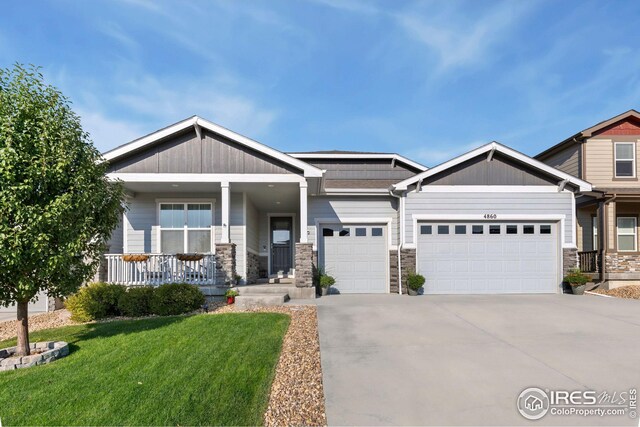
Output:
[
  {"xmin": 536, "ymin": 109, "xmax": 640, "ymax": 288},
  {"xmin": 97, "ymin": 115, "xmax": 589, "ymax": 297}
]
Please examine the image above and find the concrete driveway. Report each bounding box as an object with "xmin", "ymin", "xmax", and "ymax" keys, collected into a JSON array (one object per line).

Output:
[{"xmin": 317, "ymin": 294, "xmax": 640, "ymax": 426}]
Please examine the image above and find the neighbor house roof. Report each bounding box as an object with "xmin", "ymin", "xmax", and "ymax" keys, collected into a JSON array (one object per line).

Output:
[
  {"xmin": 392, "ymin": 141, "xmax": 592, "ymax": 192},
  {"xmin": 288, "ymin": 151, "xmax": 428, "ymax": 172},
  {"xmin": 535, "ymin": 109, "xmax": 640, "ymax": 160},
  {"xmin": 101, "ymin": 116, "xmax": 324, "ymax": 178}
]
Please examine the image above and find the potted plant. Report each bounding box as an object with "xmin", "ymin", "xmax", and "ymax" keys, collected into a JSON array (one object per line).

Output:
[
  {"xmin": 319, "ymin": 275, "xmax": 336, "ymax": 296},
  {"xmin": 406, "ymin": 272, "xmax": 425, "ymax": 296},
  {"xmin": 225, "ymin": 289, "xmax": 239, "ymax": 304},
  {"xmin": 563, "ymin": 269, "xmax": 589, "ymax": 295}
]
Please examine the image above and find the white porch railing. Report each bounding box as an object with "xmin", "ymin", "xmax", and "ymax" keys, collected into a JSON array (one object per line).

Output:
[{"xmin": 105, "ymin": 254, "xmax": 218, "ymax": 286}]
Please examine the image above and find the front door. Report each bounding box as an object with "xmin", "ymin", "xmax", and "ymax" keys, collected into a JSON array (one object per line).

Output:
[{"xmin": 270, "ymin": 217, "xmax": 293, "ymax": 274}]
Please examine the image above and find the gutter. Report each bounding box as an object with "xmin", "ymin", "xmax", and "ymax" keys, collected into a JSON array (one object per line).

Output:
[{"xmin": 389, "ymin": 188, "xmax": 403, "ymax": 295}]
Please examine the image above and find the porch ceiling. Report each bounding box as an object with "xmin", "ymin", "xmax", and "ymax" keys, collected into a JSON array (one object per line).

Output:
[{"xmin": 238, "ymin": 182, "xmax": 300, "ymax": 211}]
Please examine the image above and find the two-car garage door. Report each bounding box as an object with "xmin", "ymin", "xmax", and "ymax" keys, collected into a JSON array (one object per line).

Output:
[
  {"xmin": 321, "ymin": 224, "xmax": 388, "ymax": 293},
  {"xmin": 417, "ymin": 222, "xmax": 559, "ymax": 294}
]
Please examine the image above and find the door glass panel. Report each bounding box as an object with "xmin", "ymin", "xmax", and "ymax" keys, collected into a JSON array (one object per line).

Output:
[
  {"xmin": 160, "ymin": 204, "xmax": 184, "ymax": 228},
  {"xmin": 420, "ymin": 225, "xmax": 432, "ymax": 235},
  {"xmin": 437, "ymin": 225, "xmax": 449, "ymax": 235},
  {"xmin": 372, "ymin": 227, "xmax": 383, "ymax": 236},
  {"xmin": 272, "ymin": 230, "xmax": 291, "ymax": 244},
  {"xmin": 472, "ymin": 225, "xmax": 483, "ymax": 234},
  {"xmin": 188, "ymin": 230, "xmax": 211, "ymax": 252},
  {"xmin": 540, "ymin": 225, "xmax": 551, "ymax": 234},
  {"xmin": 339, "ymin": 228, "xmax": 350, "ymax": 237},
  {"xmin": 161, "ymin": 230, "xmax": 183, "ymax": 253},
  {"xmin": 323, "ymin": 228, "xmax": 334, "ymax": 237}
]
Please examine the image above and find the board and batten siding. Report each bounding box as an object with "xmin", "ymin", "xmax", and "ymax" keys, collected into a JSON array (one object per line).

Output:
[
  {"xmin": 307, "ymin": 196, "xmax": 399, "ymax": 248},
  {"xmin": 540, "ymin": 144, "xmax": 581, "ymax": 178},
  {"xmin": 404, "ymin": 191, "xmax": 574, "ymax": 245},
  {"xmin": 122, "ymin": 192, "xmax": 246, "ymax": 276},
  {"xmin": 245, "ymin": 196, "xmax": 259, "ymax": 253},
  {"xmin": 108, "ymin": 129, "xmax": 301, "ymax": 175},
  {"xmin": 584, "ymin": 137, "xmax": 640, "ymax": 188}
]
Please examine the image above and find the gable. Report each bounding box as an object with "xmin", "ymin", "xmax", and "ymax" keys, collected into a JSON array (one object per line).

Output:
[
  {"xmin": 593, "ymin": 116, "xmax": 640, "ymax": 136},
  {"xmin": 423, "ymin": 153, "xmax": 559, "ymax": 186},
  {"xmin": 107, "ymin": 128, "xmax": 302, "ymax": 175}
]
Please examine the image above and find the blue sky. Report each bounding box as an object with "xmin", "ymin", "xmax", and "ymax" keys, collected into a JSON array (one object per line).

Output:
[{"xmin": 1, "ymin": 0, "xmax": 639, "ymax": 166}]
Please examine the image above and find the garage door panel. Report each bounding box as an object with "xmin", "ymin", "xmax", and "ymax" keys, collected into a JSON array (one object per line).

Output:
[
  {"xmin": 418, "ymin": 222, "xmax": 558, "ymax": 294},
  {"xmin": 322, "ymin": 224, "xmax": 387, "ymax": 294}
]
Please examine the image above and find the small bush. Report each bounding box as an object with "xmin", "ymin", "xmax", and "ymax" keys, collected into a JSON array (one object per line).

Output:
[
  {"xmin": 319, "ymin": 275, "xmax": 335, "ymax": 288},
  {"xmin": 118, "ymin": 286, "xmax": 155, "ymax": 317},
  {"xmin": 150, "ymin": 283, "xmax": 205, "ymax": 316},
  {"xmin": 564, "ymin": 269, "xmax": 589, "ymax": 286},
  {"xmin": 65, "ymin": 282, "xmax": 126, "ymax": 322},
  {"xmin": 406, "ymin": 273, "xmax": 426, "ymax": 291}
]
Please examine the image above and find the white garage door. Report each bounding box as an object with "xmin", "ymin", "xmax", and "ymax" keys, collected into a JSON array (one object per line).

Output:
[
  {"xmin": 321, "ymin": 224, "xmax": 388, "ymax": 293},
  {"xmin": 417, "ymin": 222, "xmax": 559, "ymax": 294},
  {"xmin": 0, "ymin": 292, "xmax": 48, "ymax": 314}
]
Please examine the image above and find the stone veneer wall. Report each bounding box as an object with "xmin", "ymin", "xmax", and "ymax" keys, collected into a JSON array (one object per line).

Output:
[
  {"xmin": 399, "ymin": 248, "xmax": 416, "ymax": 294},
  {"xmin": 389, "ymin": 251, "xmax": 399, "ymax": 294},
  {"xmin": 295, "ymin": 243, "xmax": 314, "ymax": 287},
  {"xmin": 562, "ymin": 248, "xmax": 578, "ymax": 276},
  {"xmin": 604, "ymin": 253, "xmax": 640, "ymax": 273},
  {"xmin": 246, "ymin": 251, "xmax": 260, "ymax": 284},
  {"xmin": 215, "ymin": 243, "xmax": 236, "ymax": 285}
]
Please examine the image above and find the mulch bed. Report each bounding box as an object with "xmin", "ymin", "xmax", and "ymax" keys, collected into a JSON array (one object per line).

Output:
[
  {"xmin": 0, "ymin": 310, "xmax": 78, "ymax": 341},
  {"xmin": 591, "ymin": 285, "xmax": 640, "ymax": 299}
]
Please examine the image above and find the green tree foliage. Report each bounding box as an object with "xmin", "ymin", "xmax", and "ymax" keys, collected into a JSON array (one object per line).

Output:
[{"xmin": 0, "ymin": 64, "xmax": 124, "ymax": 355}]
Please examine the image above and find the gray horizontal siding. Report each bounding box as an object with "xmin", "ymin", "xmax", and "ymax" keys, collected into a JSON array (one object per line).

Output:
[
  {"xmin": 404, "ymin": 191, "xmax": 574, "ymax": 245},
  {"xmin": 108, "ymin": 129, "xmax": 301, "ymax": 175},
  {"xmin": 307, "ymin": 196, "xmax": 399, "ymax": 247},
  {"xmin": 106, "ymin": 217, "xmax": 124, "ymax": 253},
  {"xmin": 540, "ymin": 145, "xmax": 580, "ymax": 178}
]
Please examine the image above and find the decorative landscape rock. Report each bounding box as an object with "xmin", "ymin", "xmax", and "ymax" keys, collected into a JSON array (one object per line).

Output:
[{"xmin": 0, "ymin": 341, "xmax": 69, "ymax": 371}]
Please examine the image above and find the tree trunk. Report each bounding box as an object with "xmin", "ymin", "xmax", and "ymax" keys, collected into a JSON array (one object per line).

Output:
[{"xmin": 16, "ymin": 300, "xmax": 30, "ymax": 356}]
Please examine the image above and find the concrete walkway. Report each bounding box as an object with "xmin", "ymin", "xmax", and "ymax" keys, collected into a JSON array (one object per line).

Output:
[{"xmin": 316, "ymin": 294, "xmax": 640, "ymax": 426}]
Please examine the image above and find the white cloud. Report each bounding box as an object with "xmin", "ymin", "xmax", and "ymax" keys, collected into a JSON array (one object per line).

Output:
[{"xmin": 98, "ymin": 22, "xmax": 139, "ymax": 51}]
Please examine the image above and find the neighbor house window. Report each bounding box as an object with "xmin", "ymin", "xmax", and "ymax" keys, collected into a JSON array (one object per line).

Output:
[
  {"xmin": 615, "ymin": 142, "xmax": 635, "ymax": 178},
  {"xmin": 159, "ymin": 203, "xmax": 212, "ymax": 253},
  {"xmin": 617, "ymin": 217, "xmax": 637, "ymax": 252},
  {"xmin": 592, "ymin": 216, "xmax": 598, "ymax": 251}
]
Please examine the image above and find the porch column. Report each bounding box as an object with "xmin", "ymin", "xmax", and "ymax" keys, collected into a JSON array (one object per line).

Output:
[
  {"xmin": 221, "ymin": 181, "xmax": 230, "ymax": 244},
  {"xmin": 299, "ymin": 181, "xmax": 308, "ymax": 243}
]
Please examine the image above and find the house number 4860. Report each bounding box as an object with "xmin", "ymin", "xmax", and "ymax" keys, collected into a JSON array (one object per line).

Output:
[{"xmin": 484, "ymin": 213, "xmax": 497, "ymax": 219}]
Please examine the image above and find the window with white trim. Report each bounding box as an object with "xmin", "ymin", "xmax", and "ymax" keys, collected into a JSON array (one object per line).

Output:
[
  {"xmin": 159, "ymin": 203, "xmax": 213, "ymax": 253},
  {"xmin": 617, "ymin": 216, "xmax": 636, "ymax": 252},
  {"xmin": 592, "ymin": 216, "xmax": 598, "ymax": 251},
  {"xmin": 615, "ymin": 142, "xmax": 635, "ymax": 178}
]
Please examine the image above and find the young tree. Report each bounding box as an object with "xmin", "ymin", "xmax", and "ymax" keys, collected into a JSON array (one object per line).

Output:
[{"xmin": 0, "ymin": 64, "xmax": 124, "ymax": 356}]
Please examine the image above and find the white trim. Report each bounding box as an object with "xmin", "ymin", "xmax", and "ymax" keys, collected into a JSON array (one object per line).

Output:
[
  {"xmin": 102, "ymin": 116, "xmax": 323, "ymax": 178},
  {"xmin": 416, "ymin": 185, "xmax": 572, "ymax": 193},
  {"xmin": 267, "ymin": 213, "xmax": 297, "ymax": 276},
  {"xmin": 616, "ymin": 216, "xmax": 637, "ymax": 252},
  {"xmin": 315, "ymin": 219, "xmax": 392, "ymax": 293},
  {"xmin": 242, "ymin": 192, "xmax": 248, "ymax": 283},
  {"xmin": 107, "ymin": 173, "xmax": 306, "ymax": 183},
  {"xmin": 571, "ymin": 191, "xmax": 576, "ymax": 246},
  {"xmin": 614, "ymin": 141, "xmax": 636, "ymax": 179},
  {"xmin": 392, "ymin": 142, "xmax": 592, "ymax": 192},
  {"xmin": 323, "ymin": 188, "xmax": 390, "ymax": 193},
  {"xmin": 289, "ymin": 153, "xmax": 428, "ymax": 172},
  {"xmin": 221, "ymin": 182, "xmax": 230, "ymax": 244},
  {"xmin": 122, "ymin": 210, "xmax": 130, "ymax": 253},
  {"xmin": 410, "ymin": 214, "xmax": 568, "ymax": 249},
  {"xmin": 299, "ymin": 182, "xmax": 308, "ymax": 244}
]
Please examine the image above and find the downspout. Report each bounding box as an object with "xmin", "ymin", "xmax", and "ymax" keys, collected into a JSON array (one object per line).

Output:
[{"xmin": 389, "ymin": 187, "xmax": 403, "ymax": 295}]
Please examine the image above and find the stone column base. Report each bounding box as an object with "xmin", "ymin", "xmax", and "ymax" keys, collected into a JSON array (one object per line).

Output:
[
  {"xmin": 400, "ymin": 248, "xmax": 416, "ymax": 294},
  {"xmin": 295, "ymin": 243, "xmax": 314, "ymax": 288},
  {"xmin": 215, "ymin": 243, "xmax": 237, "ymax": 285},
  {"xmin": 563, "ymin": 248, "xmax": 578, "ymax": 276}
]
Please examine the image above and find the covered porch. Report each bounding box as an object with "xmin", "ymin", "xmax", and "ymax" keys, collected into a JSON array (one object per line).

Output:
[{"xmin": 101, "ymin": 174, "xmax": 313, "ymax": 291}]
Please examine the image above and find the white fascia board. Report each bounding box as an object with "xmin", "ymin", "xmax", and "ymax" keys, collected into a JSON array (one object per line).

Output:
[
  {"xmin": 107, "ymin": 173, "xmax": 306, "ymax": 183},
  {"xmin": 290, "ymin": 153, "xmax": 429, "ymax": 171},
  {"xmin": 102, "ymin": 116, "xmax": 323, "ymax": 178},
  {"xmin": 392, "ymin": 142, "xmax": 592, "ymax": 192},
  {"xmin": 323, "ymin": 187, "xmax": 390, "ymax": 194},
  {"xmin": 416, "ymin": 185, "xmax": 573, "ymax": 193}
]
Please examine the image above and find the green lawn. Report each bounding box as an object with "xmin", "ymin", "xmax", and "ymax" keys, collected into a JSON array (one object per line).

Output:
[{"xmin": 0, "ymin": 313, "xmax": 290, "ymax": 426}]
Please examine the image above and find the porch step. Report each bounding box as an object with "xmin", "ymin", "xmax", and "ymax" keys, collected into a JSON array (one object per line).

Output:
[
  {"xmin": 235, "ymin": 293, "xmax": 289, "ymax": 309},
  {"xmin": 238, "ymin": 285, "xmax": 295, "ymax": 295},
  {"xmin": 255, "ymin": 277, "xmax": 295, "ymax": 285}
]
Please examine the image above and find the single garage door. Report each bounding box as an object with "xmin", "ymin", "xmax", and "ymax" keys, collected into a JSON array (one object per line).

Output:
[
  {"xmin": 0, "ymin": 292, "xmax": 48, "ymax": 314},
  {"xmin": 321, "ymin": 224, "xmax": 388, "ymax": 293},
  {"xmin": 417, "ymin": 222, "xmax": 559, "ymax": 294}
]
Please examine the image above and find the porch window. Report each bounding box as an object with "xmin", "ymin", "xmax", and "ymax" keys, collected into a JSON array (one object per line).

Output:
[
  {"xmin": 615, "ymin": 142, "xmax": 635, "ymax": 178},
  {"xmin": 159, "ymin": 203, "xmax": 212, "ymax": 253},
  {"xmin": 616, "ymin": 216, "xmax": 637, "ymax": 252}
]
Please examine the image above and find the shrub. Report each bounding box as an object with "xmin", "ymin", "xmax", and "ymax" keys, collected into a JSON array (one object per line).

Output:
[
  {"xmin": 406, "ymin": 273, "xmax": 426, "ymax": 291},
  {"xmin": 319, "ymin": 275, "xmax": 335, "ymax": 288},
  {"xmin": 65, "ymin": 282, "xmax": 126, "ymax": 322},
  {"xmin": 118, "ymin": 286, "xmax": 155, "ymax": 317},
  {"xmin": 150, "ymin": 283, "xmax": 205, "ymax": 316},
  {"xmin": 564, "ymin": 269, "xmax": 589, "ymax": 286}
]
